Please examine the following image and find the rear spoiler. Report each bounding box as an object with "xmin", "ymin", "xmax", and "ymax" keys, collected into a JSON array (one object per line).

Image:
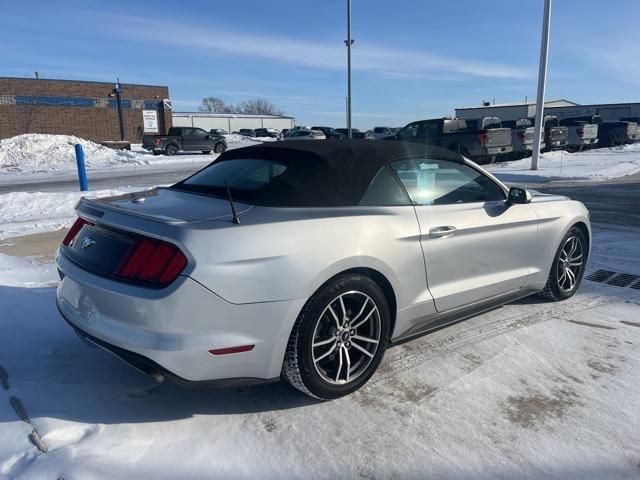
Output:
[{"xmin": 76, "ymin": 195, "xmax": 189, "ymax": 225}]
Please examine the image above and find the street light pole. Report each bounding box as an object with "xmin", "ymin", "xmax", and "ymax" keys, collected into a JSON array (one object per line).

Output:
[
  {"xmin": 531, "ymin": 0, "xmax": 552, "ymax": 171},
  {"xmin": 114, "ymin": 78, "xmax": 126, "ymax": 142},
  {"xmin": 345, "ymin": 0, "xmax": 353, "ymax": 139}
]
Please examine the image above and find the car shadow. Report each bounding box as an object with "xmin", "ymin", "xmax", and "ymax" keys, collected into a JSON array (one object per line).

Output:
[{"xmin": 0, "ymin": 285, "xmax": 318, "ymax": 427}]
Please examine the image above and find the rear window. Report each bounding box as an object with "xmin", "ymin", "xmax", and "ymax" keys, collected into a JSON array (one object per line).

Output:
[{"xmin": 173, "ymin": 156, "xmax": 355, "ymax": 207}]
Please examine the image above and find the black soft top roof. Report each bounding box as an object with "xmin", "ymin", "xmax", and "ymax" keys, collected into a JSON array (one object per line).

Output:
[{"xmin": 190, "ymin": 140, "xmax": 465, "ymax": 207}]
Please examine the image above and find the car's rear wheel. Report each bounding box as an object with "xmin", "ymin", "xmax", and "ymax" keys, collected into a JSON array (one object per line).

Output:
[
  {"xmin": 539, "ymin": 226, "xmax": 587, "ymax": 301},
  {"xmin": 282, "ymin": 273, "xmax": 390, "ymax": 399},
  {"xmin": 165, "ymin": 145, "xmax": 178, "ymax": 156}
]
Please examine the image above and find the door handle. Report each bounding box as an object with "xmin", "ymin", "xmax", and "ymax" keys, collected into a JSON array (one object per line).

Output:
[{"xmin": 429, "ymin": 226, "xmax": 457, "ymax": 239}]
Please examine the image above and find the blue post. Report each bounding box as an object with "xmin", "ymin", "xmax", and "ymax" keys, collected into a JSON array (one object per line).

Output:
[{"xmin": 74, "ymin": 144, "xmax": 88, "ymax": 191}]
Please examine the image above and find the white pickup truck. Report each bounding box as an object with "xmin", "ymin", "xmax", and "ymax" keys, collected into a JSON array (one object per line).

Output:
[{"xmin": 559, "ymin": 117, "xmax": 599, "ymax": 152}]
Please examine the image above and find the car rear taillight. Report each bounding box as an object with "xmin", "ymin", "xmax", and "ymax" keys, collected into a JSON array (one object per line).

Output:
[
  {"xmin": 116, "ymin": 237, "xmax": 187, "ymax": 286},
  {"xmin": 154, "ymin": 138, "xmax": 160, "ymax": 146},
  {"xmin": 576, "ymin": 128, "xmax": 584, "ymax": 137},
  {"xmin": 62, "ymin": 217, "xmax": 91, "ymax": 246},
  {"xmin": 477, "ymin": 133, "xmax": 488, "ymax": 144}
]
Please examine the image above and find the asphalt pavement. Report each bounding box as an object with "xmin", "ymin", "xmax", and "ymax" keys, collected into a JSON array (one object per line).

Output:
[{"xmin": 531, "ymin": 172, "xmax": 640, "ymax": 227}]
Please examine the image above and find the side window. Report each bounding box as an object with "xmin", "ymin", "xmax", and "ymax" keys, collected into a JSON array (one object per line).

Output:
[
  {"xmin": 359, "ymin": 166, "xmax": 411, "ymax": 206},
  {"xmin": 194, "ymin": 128, "xmax": 209, "ymax": 138},
  {"xmin": 390, "ymin": 158, "xmax": 505, "ymax": 205},
  {"xmin": 182, "ymin": 128, "xmax": 195, "ymax": 137}
]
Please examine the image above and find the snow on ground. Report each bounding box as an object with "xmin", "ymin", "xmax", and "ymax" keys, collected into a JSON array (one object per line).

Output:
[
  {"xmin": 487, "ymin": 143, "xmax": 640, "ymax": 183},
  {"xmin": 0, "ymin": 223, "xmax": 639, "ymax": 479},
  {"xmin": 0, "ymin": 187, "xmax": 146, "ymax": 239},
  {"xmin": 0, "ymin": 133, "xmax": 271, "ymax": 177}
]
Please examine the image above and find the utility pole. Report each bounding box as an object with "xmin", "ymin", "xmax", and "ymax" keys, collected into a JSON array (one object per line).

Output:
[
  {"xmin": 114, "ymin": 79, "xmax": 126, "ymax": 141},
  {"xmin": 345, "ymin": 0, "xmax": 353, "ymax": 139},
  {"xmin": 531, "ymin": 0, "xmax": 552, "ymax": 170}
]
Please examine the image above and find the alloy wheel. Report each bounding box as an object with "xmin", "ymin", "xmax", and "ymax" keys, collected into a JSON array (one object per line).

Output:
[
  {"xmin": 311, "ymin": 291, "xmax": 381, "ymax": 385},
  {"xmin": 557, "ymin": 236, "xmax": 584, "ymax": 292}
]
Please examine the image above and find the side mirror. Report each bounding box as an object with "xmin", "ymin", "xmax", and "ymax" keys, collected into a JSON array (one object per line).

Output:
[{"xmin": 507, "ymin": 186, "xmax": 532, "ymax": 204}]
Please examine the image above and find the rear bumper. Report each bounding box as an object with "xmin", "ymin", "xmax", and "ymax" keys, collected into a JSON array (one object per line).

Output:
[
  {"xmin": 485, "ymin": 145, "xmax": 513, "ymax": 155},
  {"xmin": 56, "ymin": 252, "xmax": 306, "ymax": 384}
]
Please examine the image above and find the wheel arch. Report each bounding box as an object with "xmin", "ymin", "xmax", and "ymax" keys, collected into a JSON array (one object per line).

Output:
[{"xmin": 303, "ymin": 267, "xmax": 398, "ymax": 340}]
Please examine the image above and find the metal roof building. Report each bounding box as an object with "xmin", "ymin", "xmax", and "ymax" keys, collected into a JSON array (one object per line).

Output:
[
  {"xmin": 455, "ymin": 99, "xmax": 640, "ymax": 122},
  {"xmin": 455, "ymin": 99, "xmax": 578, "ymax": 120},
  {"xmin": 173, "ymin": 112, "xmax": 295, "ymax": 133}
]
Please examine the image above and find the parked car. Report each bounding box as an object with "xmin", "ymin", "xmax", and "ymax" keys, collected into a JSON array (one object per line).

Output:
[
  {"xmin": 281, "ymin": 128, "xmax": 290, "ymax": 136},
  {"xmin": 142, "ymin": 127, "xmax": 227, "ymax": 156},
  {"xmin": 282, "ymin": 129, "xmax": 326, "ymax": 140},
  {"xmin": 529, "ymin": 116, "xmax": 568, "ymax": 151},
  {"xmin": 559, "ymin": 117, "xmax": 599, "ymax": 152},
  {"xmin": 583, "ymin": 116, "xmax": 637, "ymax": 147},
  {"xmin": 353, "ymin": 130, "xmax": 376, "ymax": 140},
  {"xmin": 210, "ymin": 128, "xmax": 228, "ymax": 135},
  {"xmin": 372, "ymin": 127, "xmax": 399, "ymax": 140},
  {"xmin": 389, "ymin": 117, "xmax": 512, "ymax": 164},
  {"xmin": 238, "ymin": 129, "xmax": 257, "ymax": 138},
  {"xmin": 501, "ymin": 118, "xmax": 542, "ymax": 159},
  {"xmin": 254, "ymin": 128, "xmax": 281, "ymax": 138},
  {"xmin": 335, "ymin": 128, "xmax": 360, "ymax": 137},
  {"xmin": 56, "ymin": 140, "xmax": 591, "ymax": 399},
  {"xmin": 311, "ymin": 126, "xmax": 346, "ymax": 139}
]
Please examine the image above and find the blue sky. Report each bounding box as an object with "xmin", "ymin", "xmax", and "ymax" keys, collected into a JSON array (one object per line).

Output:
[{"xmin": 1, "ymin": 0, "xmax": 639, "ymax": 129}]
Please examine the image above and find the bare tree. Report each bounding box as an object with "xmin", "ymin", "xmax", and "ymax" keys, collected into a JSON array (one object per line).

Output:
[
  {"xmin": 199, "ymin": 97, "xmax": 232, "ymax": 113},
  {"xmin": 199, "ymin": 96, "xmax": 285, "ymax": 116},
  {"xmin": 235, "ymin": 98, "xmax": 284, "ymax": 116}
]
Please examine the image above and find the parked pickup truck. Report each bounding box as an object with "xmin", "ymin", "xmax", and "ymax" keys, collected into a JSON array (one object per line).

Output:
[
  {"xmin": 143, "ymin": 127, "xmax": 227, "ymax": 156},
  {"xmin": 389, "ymin": 117, "xmax": 512, "ymax": 163},
  {"xmin": 501, "ymin": 118, "xmax": 543, "ymax": 159},
  {"xmin": 580, "ymin": 116, "xmax": 638, "ymax": 147},
  {"xmin": 559, "ymin": 117, "xmax": 599, "ymax": 151},
  {"xmin": 530, "ymin": 116, "xmax": 568, "ymax": 151},
  {"xmin": 619, "ymin": 117, "xmax": 640, "ymax": 144}
]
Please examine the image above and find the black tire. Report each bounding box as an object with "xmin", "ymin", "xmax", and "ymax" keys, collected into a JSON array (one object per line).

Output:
[
  {"xmin": 538, "ymin": 226, "xmax": 587, "ymax": 301},
  {"xmin": 202, "ymin": 150, "xmax": 211, "ymax": 154},
  {"xmin": 164, "ymin": 145, "xmax": 178, "ymax": 156},
  {"xmin": 282, "ymin": 273, "xmax": 390, "ymax": 400},
  {"xmin": 214, "ymin": 142, "xmax": 227, "ymax": 154}
]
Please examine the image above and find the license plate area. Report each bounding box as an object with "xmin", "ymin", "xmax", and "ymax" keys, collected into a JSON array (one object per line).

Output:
[{"xmin": 64, "ymin": 225, "xmax": 135, "ymax": 276}]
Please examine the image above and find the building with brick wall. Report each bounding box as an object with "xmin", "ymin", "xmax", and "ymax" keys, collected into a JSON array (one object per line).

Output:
[{"xmin": 0, "ymin": 77, "xmax": 172, "ymax": 143}]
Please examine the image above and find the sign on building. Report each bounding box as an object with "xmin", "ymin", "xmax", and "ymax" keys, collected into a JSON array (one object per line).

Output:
[{"xmin": 142, "ymin": 110, "xmax": 158, "ymax": 132}]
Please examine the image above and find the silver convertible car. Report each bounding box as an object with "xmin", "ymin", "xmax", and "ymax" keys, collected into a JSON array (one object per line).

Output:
[{"xmin": 56, "ymin": 141, "xmax": 590, "ymax": 399}]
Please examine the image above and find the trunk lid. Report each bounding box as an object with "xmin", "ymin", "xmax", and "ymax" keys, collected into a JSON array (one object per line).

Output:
[
  {"xmin": 484, "ymin": 127, "xmax": 512, "ymax": 147},
  {"xmin": 79, "ymin": 187, "xmax": 251, "ymax": 225}
]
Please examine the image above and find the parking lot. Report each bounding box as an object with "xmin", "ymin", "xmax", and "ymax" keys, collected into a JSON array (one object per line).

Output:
[{"xmin": 1, "ymin": 164, "xmax": 640, "ymax": 478}]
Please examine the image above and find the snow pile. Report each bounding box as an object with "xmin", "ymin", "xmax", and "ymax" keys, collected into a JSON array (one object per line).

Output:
[
  {"xmin": 487, "ymin": 143, "xmax": 640, "ymax": 183},
  {"xmin": 0, "ymin": 187, "xmax": 143, "ymax": 239},
  {"xmin": 0, "ymin": 134, "xmax": 141, "ymax": 174}
]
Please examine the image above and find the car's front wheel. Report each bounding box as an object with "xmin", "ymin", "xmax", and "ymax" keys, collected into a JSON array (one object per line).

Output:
[
  {"xmin": 539, "ymin": 226, "xmax": 587, "ymax": 301},
  {"xmin": 282, "ymin": 273, "xmax": 390, "ymax": 399}
]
